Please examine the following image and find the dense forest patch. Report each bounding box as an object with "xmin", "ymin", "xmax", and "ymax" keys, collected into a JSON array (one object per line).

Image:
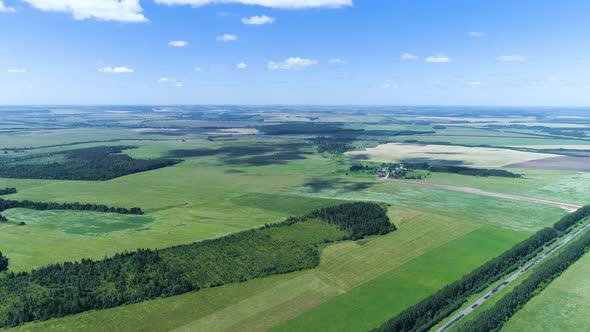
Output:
[
  {"xmin": 0, "ymin": 188, "xmax": 16, "ymax": 196},
  {"xmin": 0, "ymin": 202, "xmax": 394, "ymax": 328},
  {"xmin": 0, "ymin": 146, "xmax": 178, "ymax": 181}
]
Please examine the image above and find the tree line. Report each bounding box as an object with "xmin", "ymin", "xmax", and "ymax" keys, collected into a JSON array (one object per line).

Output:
[
  {"xmin": 0, "ymin": 198, "xmax": 143, "ymax": 215},
  {"xmin": 458, "ymin": 228, "xmax": 590, "ymax": 331},
  {"xmin": 0, "ymin": 146, "xmax": 178, "ymax": 181},
  {"xmin": 0, "ymin": 251, "xmax": 7, "ymax": 272},
  {"xmin": 376, "ymin": 205, "xmax": 590, "ymax": 332},
  {"xmin": 554, "ymin": 205, "xmax": 590, "ymax": 232},
  {"xmin": 0, "ymin": 202, "xmax": 394, "ymax": 327},
  {"xmin": 0, "ymin": 188, "xmax": 16, "ymax": 196},
  {"xmin": 404, "ymin": 162, "xmax": 521, "ymax": 178}
]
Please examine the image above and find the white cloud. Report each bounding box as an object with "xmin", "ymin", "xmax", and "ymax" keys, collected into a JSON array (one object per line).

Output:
[
  {"xmin": 0, "ymin": 1, "xmax": 15, "ymax": 12},
  {"xmin": 216, "ymin": 34, "xmax": 238, "ymax": 42},
  {"xmin": 20, "ymin": 0, "xmax": 147, "ymax": 22},
  {"xmin": 194, "ymin": 66, "xmax": 202, "ymax": 72},
  {"xmin": 100, "ymin": 66, "xmax": 134, "ymax": 73},
  {"xmin": 425, "ymin": 53, "xmax": 453, "ymax": 63},
  {"xmin": 328, "ymin": 58, "xmax": 347, "ymax": 65},
  {"xmin": 382, "ymin": 82, "xmax": 399, "ymax": 89},
  {"xmin": 236, "ymin": 62, "xmax": 248, "ymax": 69},
  {"xmin": 7, "ymin": 68, "xmax": 27, "ymax": 73},
  {"xmin": 158, "ymin": 77, "xmax": 183, "ymax": 87},
  {"xmin": 469, "ymin": 81, "xmax": 482, "ymax": 86},
  {"xmin": 468, "ymin": 31, "xmax": 485, "ymax": 37},
  {"xmin": 154, "ymin": 0, "xmax": 352, "ymax": 9},
  {"xmin": 268, "ymin": 57, "xmax": 318, "ymax": 70},
  {"xmin": 497, "ymin": 55, "xmax": 527, "ymax": 62},
  {"xmin": 401, "ymin": 53, "xmax": 419, "ymax": 60},
  {"xmin": 241, "ymin": 15, "xmax": 274, "ymax": 25},
  {"xmin": 169, "ymin": 40, "xmax": 189, "ymax": 47}
]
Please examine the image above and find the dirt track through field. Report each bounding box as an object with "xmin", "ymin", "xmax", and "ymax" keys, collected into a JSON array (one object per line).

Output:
[{"xmin": 388, "ymin": 179, "xmax": 582, "ymax": 212}]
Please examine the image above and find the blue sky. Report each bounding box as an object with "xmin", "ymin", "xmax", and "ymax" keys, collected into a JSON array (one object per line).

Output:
[{"xmin": 1, "ymin": 0, "xmax": 590, "ymax": 105}]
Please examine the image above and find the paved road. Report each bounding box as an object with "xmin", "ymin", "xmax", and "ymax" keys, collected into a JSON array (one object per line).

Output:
[
  {"xmin": 387, "ymin": 179, "xmax": 582, "ymax": 212},
  {"xmin": 435, "ymin": 220, "xmax": 590, "ymax": 332}
]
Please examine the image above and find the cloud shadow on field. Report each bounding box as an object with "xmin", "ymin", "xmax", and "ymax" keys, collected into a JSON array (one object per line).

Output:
[
  {"xmin": 303, "ymin": 178, "xmax": 377, "ymax": 193},
  {"xmin": 169, "ymin": 143, "xmax": 313, "ymax": 166}
]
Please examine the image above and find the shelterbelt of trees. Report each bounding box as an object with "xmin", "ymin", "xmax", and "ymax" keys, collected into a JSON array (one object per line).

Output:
[
  {"xmin": 0, "ymin": 146, "xmax": 178, "ymax": 181},
  {"xmin": 459, "ymin": 228, "xmax": 590, "ymax": 331},
  {"xmin": 376, "ymin": 205, "xmax": 590, "ymax": 332},
  {"xmin": 0, "ymin": 202, "xmax": 394, "ymax": 328},
  {"xmin": 0, "ymin": 252, "xmax": 7, "ymax": 272},
  {"xmin": 0, "ymin": 198, "xmax": 143, "ymax": 215},
  {"xmin": 0, "ymin": 188, "xmax": 16, "ymax": 196}
]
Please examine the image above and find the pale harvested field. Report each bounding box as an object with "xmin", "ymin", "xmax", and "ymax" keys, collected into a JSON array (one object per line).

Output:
[{"xmin": 346, "ymin": 143, "xmax": 557, "ymax": 168}]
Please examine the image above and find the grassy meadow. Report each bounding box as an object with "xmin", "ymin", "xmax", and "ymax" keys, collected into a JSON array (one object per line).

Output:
[{"xmin": 502, "ymin": 252, "xmax": 590, "ymax": 332}]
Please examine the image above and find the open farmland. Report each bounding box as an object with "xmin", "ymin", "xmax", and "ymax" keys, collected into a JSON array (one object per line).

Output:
[
  {"xmin": 0, "ymin": 106, "xmax": 589, "ymax": 331},
  {"xmin": 502, "ymin": 252, "xmax": 590, "ymax": 332},
  {"xmin": 9, "ymin": 202, "xmax": 564, "ymax": 332}
]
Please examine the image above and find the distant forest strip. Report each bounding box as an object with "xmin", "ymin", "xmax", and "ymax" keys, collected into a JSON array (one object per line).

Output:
[
  {"xmin": 0, "ymin": 202, "xmax": 394, "ymax": 328},
  {"xmin": 0, "ymin": 198, "xmax": 143, "ymax": 215},
  {"xmin": 376, "ymin": 205, "xmax": 590, "ymax": 332},
  {"xmin": 0, "ymin": 146, "xmax": 178, "ymax": 181},
  {"xmin": 0, "ymin": 138, "xmax": 178, "ymax": 153},
  {"xmin": 458, "ymin": 228, "xmax": 590, "ymax": 332},
  {"xmin": 405, "ymin": 162, "xmax": 522, "ymax": 178},
  {"xmin": 0, "ymin": 188, "xmax": 16, "ymax": 196},
  {"xmin": 257, "ymin": 123, "xmax": 433, "ymax": 138},
  {"xmin": 483, "ymin": 124, "xmax": 590, "ymax": 139}
]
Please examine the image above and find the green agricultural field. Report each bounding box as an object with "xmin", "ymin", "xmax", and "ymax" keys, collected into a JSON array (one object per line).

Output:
[
  {"xmin": 0, "ymin": 138, "xmax": 346, "ymax": 271},
  {"xmin": 1, "ymin": 107, "xmax": 589, "ymax": 331},
  {"xmin": 9, "ymin": 201, "xmax": 564, "ymax": 332},
  {"xmin": 502, "ymin": 252, "xmax": 590, "ymax": 332},
  {"xmin": 273, "ymin": 226, "xmax": 526, "ymax": 332},
  {"xmin": 418, "ymin": 170, "xmax": 590, "ymax": 205}
]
